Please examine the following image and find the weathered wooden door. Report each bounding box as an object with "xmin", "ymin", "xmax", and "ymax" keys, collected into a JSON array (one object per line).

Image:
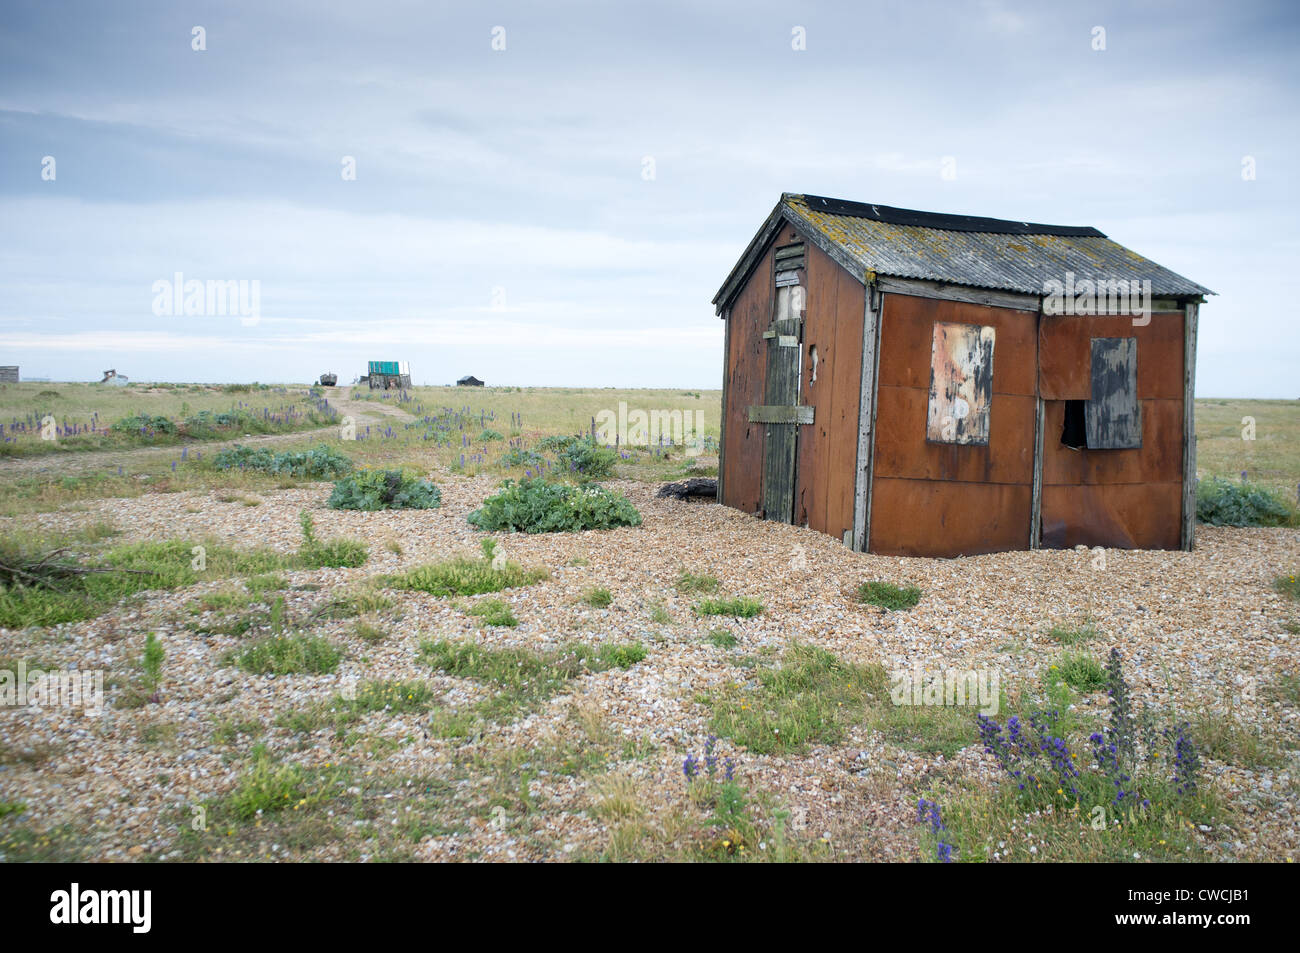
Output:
[{"xmin": 749, "ymin": 280, "xmax": 810, "ymax": 523}]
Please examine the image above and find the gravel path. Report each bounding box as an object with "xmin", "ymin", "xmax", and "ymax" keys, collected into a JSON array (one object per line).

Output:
[{"xmin": 1, "ymin": 473, "xmax": 1297, "ymax": 862}]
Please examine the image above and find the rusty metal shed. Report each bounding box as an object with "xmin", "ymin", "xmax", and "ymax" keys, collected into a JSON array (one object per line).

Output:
[{"xmin": 713, "ymin": 194, "xmax": 1213, "ymax": 558}]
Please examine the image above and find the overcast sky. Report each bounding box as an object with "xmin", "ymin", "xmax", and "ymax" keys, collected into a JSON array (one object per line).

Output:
[{"xmin": 0, "ymin": 0, "xmax": 1296, "ymax": 395}]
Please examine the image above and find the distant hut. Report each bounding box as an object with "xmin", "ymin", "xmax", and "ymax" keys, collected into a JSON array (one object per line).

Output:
[
  {"xmin": 367, "ymin": 361, "xmax": 411, "ymax": 390},
  {"xmin": 0, "ymin": 366, "xmax": 18, "ymax": 383},
  {"xmin": 456, "ymin": 375, "xmax": 485, "ymax": 387},
  {"xmin": 713, "ymin": 193, "xmax": 1212, "ymax": 557}
]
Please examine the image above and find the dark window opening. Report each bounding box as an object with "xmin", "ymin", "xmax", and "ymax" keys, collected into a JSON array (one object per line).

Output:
[{"xmin": 1061, "ymin": 399, "xmax": 1087, "ymax": 449}]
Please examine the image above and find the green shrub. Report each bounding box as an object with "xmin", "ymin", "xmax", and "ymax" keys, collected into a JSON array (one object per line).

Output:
[
  {"xmin": 1048, "ymin": 651, "xmax": 1106, "ymax": 692},
  {"xmin": 675, "ymin": 570, "xmax": 719, "ymax": 594},
  {"xmin": 478, "ymin": 429, "xmax": 504, "ymax": 442},
  {"xmin": 544, "ymin": 436, "xmax": 618, "ymax": 479},
  {"xmin": 327, "ymin": 469, "xmax": 442, "ymax": 511},
  {"xmin": 111, "ymin": 413, "xmax": 176, "ymax": 435},
  {"xmin": 706, "ymin": 628, "xmax": 738, "ymax": 648},
  {"xmin": 467, "ymin": 479, "xmax": 642, "ymax": 533},
  {"xmin": 1196, "ymin": 477, "xmax": 1295, "ymax": 527},
  {"xmin": 498, "ymin": 447, "xmax": 546, "ymax": 469},
  {"xmin": 695, "ymin": 597, "xmax": 764, "ymax": 618},
  {"xmin": 1274, "ymin": 573, "xmax": 1300, "ymax": 601},
  {"xmin": 581, "ymin": 587, "xmax": 613, "ymax": 608},
  {"xmin": 857, "ymin": 581, "xmax": 922, "ymax": 611},
  {"xmin": 214, "ymin": 443, "xmax": 353, "ymax": 479}
]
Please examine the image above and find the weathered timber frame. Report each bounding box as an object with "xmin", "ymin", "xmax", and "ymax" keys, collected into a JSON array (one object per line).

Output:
[{"xmin": 852, "ymin": 284, "xmax": 882, "ymax": 551}]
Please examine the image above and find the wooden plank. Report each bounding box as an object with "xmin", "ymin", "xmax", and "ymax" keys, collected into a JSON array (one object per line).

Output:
[
  {"xmin": 749, "ymin": 405, "xmax": 814, "ymax": 425},
  {"xmin": 760, "ymin": 311, "xmax": 803, "ymax": 522},
  {"xmin": 1039, "ymin": 313, "xmax": 1183, "ymax": 400},
  {"xmin": 1085, "ymin": 338, "xmax": 1142, "ymax": 449},
  {"xmin": 775, "ymin": 271, "xmax": 801, "ymax": 287},
  {"xmin": 853, "ymin": 286, "xmax": 881, "ymax": 550},
  {"xmin": 863, "ymin": 290, "xmax": 886, "ymax": 550},
  {"xmin": 1181, "ymin": 302, "xmax": 1199, "ymax": 550},
  {"xmin": 875, "ymin": 275, "xmax": 1040, "ymax": 312}
]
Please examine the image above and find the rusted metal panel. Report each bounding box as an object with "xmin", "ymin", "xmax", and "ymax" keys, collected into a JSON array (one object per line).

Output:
[
  {"xmin": 794, "ymin": 239, "xmax": 864, "ymax": 541},
  {"xmin": 877, "ymin": 294, "xmax": 1037, "ymax": 396},
  {"xmin": 926, "ymin": 321, "xmax": 995, "ymax": 445},
  {"xmin": 720, "ymin": 243, "xmax": 774, "ymax": 514},
  {"xmin": 1085, "ymin": 337, "xmax": 1141, "ymax": 449},
  {"xmin": 868, "ymin": 478, "xmax": 1033, "ymax": 557},
  {"xmin": 874, "ymin": 387, "xmax": 1035, "ymax": 484},
  {"xmin": 1043, "ymin": 398, "xmax": 1182, "ymax": 485},
  {"xmin": 1040, "ymin": 483, "xmax": 1182, "ymax": 550},
  {"xmin": 1039, "ymin": 313, "xmax": 1183, "ymax": 400}
]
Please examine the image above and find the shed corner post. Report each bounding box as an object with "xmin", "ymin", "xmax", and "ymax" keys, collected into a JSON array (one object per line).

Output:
[
  {"xmin": 1029, "ymin": 304, "xmax": 1045, "ymax": 550},
  {"xmin": 852, "ymin": 284, "xmax": 883, "ymax": 552},
  {"xmin": 717, "ymin": 306, "xmax": 731, "ymax": 506},
  {"xmin": 1181, "ymin": 301, "xmax": 1200, "ymax": 551}
]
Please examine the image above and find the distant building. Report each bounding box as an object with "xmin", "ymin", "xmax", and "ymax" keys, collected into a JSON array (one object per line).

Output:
[
  {"xmin": 99, "ymin": 369, "xmax": 129, "ymax": 386},
  {"xmin": 367, "ymin": 360, "xmax": 411, "ymax": 390},
  {"xmin": 0, "ymin": 366, "xmax": 18, "ymax": 383},
  {"xmin": 456, "ymin": 375, "xmax": 485, "ymax": 387}
]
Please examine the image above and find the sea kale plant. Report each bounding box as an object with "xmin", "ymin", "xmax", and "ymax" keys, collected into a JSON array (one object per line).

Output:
[
  {"xmin": 467, "ymin": 478, "xmax": 641, "ymax": 533},
  {"xmin": 327, "ymin": 469, "xmax": 442, "ymax": 511}
]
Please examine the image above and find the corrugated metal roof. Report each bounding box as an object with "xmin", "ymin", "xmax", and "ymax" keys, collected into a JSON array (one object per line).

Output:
[
  {"xmin": 713, "ymin": 194, "xmax": 1213, "ymax": 312},
  {"xmin": 785, "ymin": 194, "xmax": 1213, "ymax": 298}
]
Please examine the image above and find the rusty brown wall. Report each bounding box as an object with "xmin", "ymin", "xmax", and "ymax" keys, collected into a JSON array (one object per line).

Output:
[
  {"xmin": 795, "ymin": 240, "xmax": 864, "ymax": 541},
  {"xmin": 868, "ymin": 293, "xmax": 1037, "ymax": 557},
  {"xmin": 1039, "ymin": 312, "xmax": 1184, "ymax": 549},
  {"xmin": 719, "ymin": 233, "xmax": 782, "ymax": 514}
]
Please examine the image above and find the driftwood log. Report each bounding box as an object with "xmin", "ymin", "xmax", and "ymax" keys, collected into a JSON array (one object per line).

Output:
[{"xmin": 655, "ymin": 478, "xmax": 717, "ymax": 501}]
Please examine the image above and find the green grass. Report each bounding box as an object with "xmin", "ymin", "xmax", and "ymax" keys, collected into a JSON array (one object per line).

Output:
[
  {"xmin": 353, "ymin": 621, "xmax": 389, "ymax": 643},
  {"xmin": 230, "ymin": 635, "xmax": 342, "ymax": 675},
  {"xmin": 0, "ymin": 532, "xmax": 293, "ymax": 628},
  {"xmin": 389, "ymin": 554, "xmax": 547, "ymax": 597},
  {"xmin": 675, "ymin": 570, "xmax": 720, "ymax": 594},
  {"xmin": 706, "ymin": 627, "xmax": 738, "ymax": 649},
  {"xmin": 467, "ymin": 597, "xmax": 518, "ymax": 627},
  {"xmin": 706, "ymin": 643, "xmax": 888, "ymax": 755},
  {"xmin": 1047, "ymin": 619, "xmax": 1099, "ymax": 645},
  {"xmin": 695, "ymin": 596, "xmax": 763, "ymax": 618},
  {"xmin": 227, "ymin": 745, "xmax": 344, "ymax": 819},
  {"xmin": 1276, "ymin": 573, "xmax": 1300, "ymax": 601},
  {"xmin": 422, "ymin": 639, "xmax": 645, "ymax": 722},
  {"xmin": 1194, "ymin": 398, "xmax": 1300, "ymax": 500},
  {"xmin": 313, "ymin": 587, "xmax": 394, "ymax": 620},
  {"xmin": 856, "ymin": 581, "xmax": 922, "ymax": 611},
  {"xmin": 580, "ymin": 587, "xmax": 612, "ymax": 608}
]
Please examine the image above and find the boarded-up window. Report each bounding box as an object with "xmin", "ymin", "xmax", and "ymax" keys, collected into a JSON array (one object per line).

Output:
[
  {"xmin": 1085, "ymin": 337, "xmax": 1141, "ymax": 449},
  {"xmin": 926, "ymin": 321, "xmax": 995, "ymax": 445}
]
